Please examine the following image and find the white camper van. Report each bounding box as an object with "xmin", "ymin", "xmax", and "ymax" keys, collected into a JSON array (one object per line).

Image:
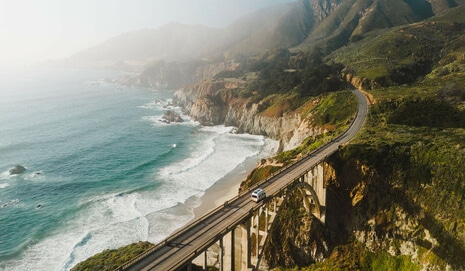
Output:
[{"xmin": 251, "ymin": 188, "xmax": 266, "ymax": 202}]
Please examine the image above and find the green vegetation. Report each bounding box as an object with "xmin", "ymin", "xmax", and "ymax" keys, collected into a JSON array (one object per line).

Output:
[
  {"xmin": 324, "ymin": 122, "xmax": 465, "ymax": 269},
  {"xmin": 240, "ymin": 165, "xmax": 281, "ymax": 192},
  {"xmin": 271, "ymin": 241, "xmax": 420, "ymax": 271},
  {"xmin": 297, "ymin": 8, "xmax": 465, "ymax": 269},
  {"xmin": 215, "ymin": 48, "xmax": 347, "ymax": 99},
  {"xmin": 331, "ymin": 8, "xmax": 465, "ymax": 89},
  {"xmin": 248, "ymin": 49, "xmax": 346, "ymax": 98},
  {"xmin": 276, "ymin": 90, "xmax": 357, "ymax": 162},
  {"xmin": 71, "ymin": 241, "xmax": 154, "ymax": 271},
  {"xmin": 275, "ymin": 134, "xmax": 329, "ymax": 164},
  {"xmin": 241, "ymin": 90, "xmax": 357, "ymax": 191},
  {"xmin": 307, "ymin": 90, "xmax": 357, "ymax": 127},
  {"xmin": 258, "ymin": 7, "xmax": 465, "ymax": 271}
]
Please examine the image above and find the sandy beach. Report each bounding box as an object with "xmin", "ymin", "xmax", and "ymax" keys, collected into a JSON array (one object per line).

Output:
[{"xmin": 193, "ymin": 155, "xmax": 258, "ymax": 218}]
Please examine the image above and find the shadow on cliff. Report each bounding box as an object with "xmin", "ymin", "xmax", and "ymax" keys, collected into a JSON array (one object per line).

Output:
[
  {"xmin": 392, "ymin": 186, "xmax": 465, "ymax": 269},
  {"xmin": 326, "ymin": 145, "xmax": 465, "ymax": 269}
]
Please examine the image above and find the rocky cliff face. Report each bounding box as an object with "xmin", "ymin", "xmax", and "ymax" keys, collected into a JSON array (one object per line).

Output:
[
  {"xmin": 265, "ymin": 196, "xmax": 329, "ymax": 267},
  {"xmin": 109, "ymin": 60, "xmax": 242, "ymax": 90},
  {"xmin": 322, "ymin": 143, "xmax": 465, "ymax": 270},
  {"xmin": 173, "ymin": 80, "xmax": 323, "ymax": 151},
  {"xmin": 262, "ymin": 141, "xmax": 465, "ymax": 270},
  {"xmin": 263, "ymin": 162, "xmax": 336, "ymax": 267},
  {"xmin": 224, "ymin": 105, "xmax": 323, "ymax": 151},
  {"xmin": 310, "ymin": 0, "xmax": 341, "ymax": 21}
]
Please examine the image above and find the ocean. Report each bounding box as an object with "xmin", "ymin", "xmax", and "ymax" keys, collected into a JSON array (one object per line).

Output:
[{"xmin": 0, "ymin": 68, "xmax": 276, "ymax": 270}]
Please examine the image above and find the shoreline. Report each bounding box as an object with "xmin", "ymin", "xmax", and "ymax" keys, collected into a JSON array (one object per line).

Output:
[{"xmin": 193, "ymin": 138, "xmax": 278, "ymax": 219}]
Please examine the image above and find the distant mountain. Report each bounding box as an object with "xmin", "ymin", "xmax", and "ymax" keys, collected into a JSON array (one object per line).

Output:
[
  {"xmin": 65, "ymin": 3, "xmax": 299, "ymax": 67},
  {"xmin": 65, "ymin": 0, "xmax": 465, "ymax": 69},
  {"xmin": 330, "ymin": 4, "xmax": 465, "ymax": 89},
  {"xmin": 221, "ymin": 0, "xmax": 465, "ymax": 59},
  {"xmin": 215, "ymin": 2, "xmax": 313, "ymax": 56},
  {"xmin": 66, "ymin": 23, "xmax": 222, "ymax": 68},
  {"xmin": 294, "ymin": 0, "xmax": 465, "ymax": 52}
]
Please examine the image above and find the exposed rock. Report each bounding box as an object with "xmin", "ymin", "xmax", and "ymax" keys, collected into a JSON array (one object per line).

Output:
[
  {"xmin": 189, "ymin": 94, "xmax": 226, "ymax": 126},
  {"xmin": 325, "ymin": 144, "xmax": 465, "ymax": 270},
  {"xmin": 265, "ymin": 191, "xmax": 329, "ymax": 267},
  {"xmin": 173, "ymin": 80, "xmax": 323, "ymax": 150},
  {"xmin": 160, "ymin": 110, "xmax": 183, "ymax": 123},
  {"xmin": 9, "ymin": 165, "xmax": 26, "ymax": 175},
  {"xmin": 112, "ymin": 59, "xmax": 242, "ymax": 90},
  {"xmin": 224, "ymin": 105, "xmax": 322, "ymax": 151}
]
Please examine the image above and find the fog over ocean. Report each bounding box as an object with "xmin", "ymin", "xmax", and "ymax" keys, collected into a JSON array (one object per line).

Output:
[{"xmin": 0, "ymin": 68, "xmax": 275, "ymax": 270}]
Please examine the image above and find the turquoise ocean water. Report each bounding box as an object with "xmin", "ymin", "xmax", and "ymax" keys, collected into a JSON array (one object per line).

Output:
[{"xmin": 0, "ymin": 68, "xmax": 273, "ymax": 270}]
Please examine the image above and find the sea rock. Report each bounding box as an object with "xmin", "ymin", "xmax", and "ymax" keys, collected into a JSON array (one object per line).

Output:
[
  {"xmin": 160, "ymin": 110, "xmax": 183, "ymax": 123},
  {"xmin": 9, "ymin": 165, "xmax": 26, "ymax": 175}
]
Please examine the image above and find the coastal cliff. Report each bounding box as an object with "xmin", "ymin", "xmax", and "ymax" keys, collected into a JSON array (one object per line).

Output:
[
  {"xmin": 321, "ymin": 134, "xmax": 465, "ymax": 270},
  {"xmin": 107, "ymin": 59, "xmax": 241, "ymax": 90},
  {"xmin": 173, "ymin": 79, "xmax": 325, "ymax": 151}
]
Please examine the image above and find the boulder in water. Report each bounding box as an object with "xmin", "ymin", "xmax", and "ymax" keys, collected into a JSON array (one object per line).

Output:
[
  {"xmin": 9, "ymin": 165, "xmax": 26, "ymax": 175},
  {"xmin": 160, "ymin": 110, "xmax": 183, "ymax": 123}
]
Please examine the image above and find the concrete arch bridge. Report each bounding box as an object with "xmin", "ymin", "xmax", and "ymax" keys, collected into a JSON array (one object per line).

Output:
[{"xmin": 115, "ymin": 88, "xmax": 368, "ymax": 271}]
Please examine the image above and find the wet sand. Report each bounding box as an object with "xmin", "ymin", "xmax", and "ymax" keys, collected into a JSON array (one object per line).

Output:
[{"xmin": 193, "ymin": 154, "xmax": 260, "ymax": 218}]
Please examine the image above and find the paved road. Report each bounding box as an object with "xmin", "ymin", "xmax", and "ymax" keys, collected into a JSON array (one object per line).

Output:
[{"xmin": 122, "ymin": 89, "xmax": 368, "ymax": 271}]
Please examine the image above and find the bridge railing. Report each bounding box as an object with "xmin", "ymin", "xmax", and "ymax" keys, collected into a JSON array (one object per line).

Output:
[{"xmin": 114, "ymin": 90, "xmax": 365, "ymax": 271}]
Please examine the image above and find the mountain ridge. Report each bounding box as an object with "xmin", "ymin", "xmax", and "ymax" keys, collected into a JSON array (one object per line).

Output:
[{"xmin": 66, "ymin": 0, "xmax": 465, "ymax": 69}]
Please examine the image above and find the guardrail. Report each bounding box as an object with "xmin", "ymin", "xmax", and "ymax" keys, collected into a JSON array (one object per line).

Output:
[{"xmin": 114, "ymin": 89, "xmax": 366, "ymax": 271}]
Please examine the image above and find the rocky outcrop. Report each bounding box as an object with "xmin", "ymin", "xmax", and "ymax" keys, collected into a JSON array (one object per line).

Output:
[
  {"xmin": 224, "ymin": 104, "xmax": 322, "ymax": 151},
  {"xmin": 193, "ymin": 60, "xmax": 240, "ymax": 81},
  {"xmin": 173, "ymin": 80, "xmax": 230, "ymax": 125},
  {"xmin": 116, "ymin": 60, "xmax": 242, "ymax": 90},
  {"xmin": 261, "ymin": 142, "xmax": 465, "ymax": 269},
  {"xmin": 310, "ymin": 0, "xmax": 342, "ymax": 21},
  {"xmin": 325, "ymin": 143, "xmax": 465, "ymax": 270},
  {"xmin": 160, "ymin": 110, "xmax": 183, "ymax": 123},
  {"xmin": 173, "ymin": 80, "xmax": 323, "ymax": 151},
  {"xmin": 343, "ymin": 73, "xmax": 377, "ymax": 104},
  {"xmin": 265, "ymin": 193, "xmax": 330, "ymax": 267},
  {"xmin": 9, "ymin": 165, "xmax": 26, "ymax": 175}
]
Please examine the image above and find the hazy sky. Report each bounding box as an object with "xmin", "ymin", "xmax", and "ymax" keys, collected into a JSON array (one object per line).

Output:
[{"xmin": 0, "ymin": 0, "xmax": 296, "ymax": 68}]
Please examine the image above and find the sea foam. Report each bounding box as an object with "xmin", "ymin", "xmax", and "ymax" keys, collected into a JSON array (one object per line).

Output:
[
  {"xmin": 0, "ymin": 125, "xmax": 272, "ymax": 271},
  {"xmin": 0, "ymin": 70, "xmax": 276, "ymax": 271}
]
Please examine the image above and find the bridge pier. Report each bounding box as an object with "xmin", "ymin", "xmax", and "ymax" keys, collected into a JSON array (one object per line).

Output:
[
  {"xmin": 245, "ymin": 220, "xmax": 251, "ymax": 270},
  {"xmin": 219, "ymin": 238, "xmax": 224, "ymax": 271},
  {"xmin": 307, "ymin": 163, "xmax": 326, "ymax": 223},
  {"xmin": 223, "ymin": 228, "xmax": 236, "ymax": 271},
  {"xmin": 203, "ymin": 250, "xmax": 208, "ymax": 271},
  {"xmin": 188, "ymin": 162, "xmax": 328, "ymax": 271}
]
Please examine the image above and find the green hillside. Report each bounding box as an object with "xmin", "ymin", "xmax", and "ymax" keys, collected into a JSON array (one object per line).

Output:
[
  {"xmin": 331, "ymin": 5, "xmax": 465, "ymax": 89},
  {"xmin": 72, "ymin": 3, "xmax": 465, "ymax": 271},
  {"xmin": 264, "ymin": 5, "xmax": 465, "ymax": 270}
]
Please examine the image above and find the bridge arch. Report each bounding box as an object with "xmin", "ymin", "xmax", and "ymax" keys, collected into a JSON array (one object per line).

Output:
[
  {"xmin": 251, "ymin": 164, "xmax": 327, "ymax": 270},
  {"xmin": 282, "ymin": 181, "xmax": 322, "ymax": 221}
]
